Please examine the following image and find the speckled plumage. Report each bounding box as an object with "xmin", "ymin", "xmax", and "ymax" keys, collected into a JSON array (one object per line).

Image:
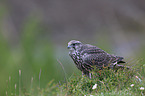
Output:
[{"xmin": 67, "ymin": 40, "xmax": 125, "ymax": 78}]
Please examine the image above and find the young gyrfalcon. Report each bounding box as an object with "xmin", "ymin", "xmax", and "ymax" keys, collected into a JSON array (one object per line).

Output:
[{"xmin": 67, "ymin": 40, "xmax": 126, "ymax": 78}]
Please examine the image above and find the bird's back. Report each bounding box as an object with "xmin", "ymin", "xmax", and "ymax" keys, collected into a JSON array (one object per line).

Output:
[{"xmin": 79, "ymin": 44, "xmax": 125, "ymax": 68}]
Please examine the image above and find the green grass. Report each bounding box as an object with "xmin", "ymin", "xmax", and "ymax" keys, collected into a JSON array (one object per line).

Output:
[
  {"xmin": 5, "ymin": 63, "xmax": 144, "ymax": 96},
  {"xmin": 58, "ymin": 65, "xmax": 145, "ymax": 96},
  {"xmin": 0, "ymin": 5, "xmax": 145, "ymax": 96},
  {"xmin": 0, "ymin": 14, "xmax": 58, "ymax": 95}
]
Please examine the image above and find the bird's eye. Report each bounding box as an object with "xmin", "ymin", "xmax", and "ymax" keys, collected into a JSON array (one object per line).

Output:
[{"xmin": 72, "ymin": 44, "xmax": 75, "ymax": 46}]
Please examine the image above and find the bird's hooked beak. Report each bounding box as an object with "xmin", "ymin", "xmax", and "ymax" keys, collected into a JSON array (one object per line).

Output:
[{"xmin": 67, "ymin": 45, "xmax": 72, "ymax": 49}]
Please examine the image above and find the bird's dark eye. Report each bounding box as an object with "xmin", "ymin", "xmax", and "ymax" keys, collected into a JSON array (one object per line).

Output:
[{"xmin": 72, "ymin": 44, "xmax": 75, "ymax": 46}]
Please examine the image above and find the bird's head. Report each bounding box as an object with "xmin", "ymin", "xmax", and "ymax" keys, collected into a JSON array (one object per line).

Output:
[{"xmin": 67, "ymin": 40, "xmax": 82, "ymax": 52}]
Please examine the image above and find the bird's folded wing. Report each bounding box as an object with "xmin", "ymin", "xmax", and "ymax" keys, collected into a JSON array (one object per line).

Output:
[{"xmin": 81, "ymin": 48, "xmax": 113, "ymax": 67}]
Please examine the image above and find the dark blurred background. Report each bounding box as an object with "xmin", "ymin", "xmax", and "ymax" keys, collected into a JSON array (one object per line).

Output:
[{"xmin": 0, "ymin": 0, "xmax": 145, "ymax": 95}]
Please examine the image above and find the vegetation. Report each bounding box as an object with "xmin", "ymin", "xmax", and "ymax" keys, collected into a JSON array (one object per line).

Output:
[
  {"xmin": 0, "ymin": 6, "xmax": 145, "ymax": 95},
  {"xmin": 5, "ymin": 63, "xmax": 145, "ymax": 96},
  {"xmin": 59, "ymin": 65, "xmax": 145, "ymax": 96}
]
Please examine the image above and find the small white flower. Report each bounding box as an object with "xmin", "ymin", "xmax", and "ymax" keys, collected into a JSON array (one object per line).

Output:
[
  {"xmin": 140, "ymin": 87, "xmax": 144, "ymax": 90},
  {"xmin": 90, "ymin": 95, "xmax": 93, "ymax": 96},
  {"xmin": 130, "ymin": 84, "xmax": 134, "ymax": 87},
  {"xmin": 92, "ymin": 84, "xmax": 97, "ymax": 89},
  {"xmin": 135, "ymin": 76, "xmax": 139, "ymax": 79}
]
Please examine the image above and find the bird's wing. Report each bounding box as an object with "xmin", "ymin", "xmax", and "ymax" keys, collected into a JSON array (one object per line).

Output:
[{"xmin": 81, "ymin": 47, "xmax": 118, "ymax": 68}]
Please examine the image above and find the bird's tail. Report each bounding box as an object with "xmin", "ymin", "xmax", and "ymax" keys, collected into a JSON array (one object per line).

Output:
[
  {"xmin": 114, "ymin": 56, "xmax": 130, "ymax": 69},
  {"xmin": 115, "ymin": 64, "xmax": 130, "ymax": 69},
  {"xmin": 110, "ymin": 56, "xmax": 130, "ymax": 69},
  {"xmin": 116, "ymin": 56, "xmax": 126, "ymax": 64}
]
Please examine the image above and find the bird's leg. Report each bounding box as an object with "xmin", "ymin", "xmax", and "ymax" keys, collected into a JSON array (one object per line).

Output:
[
  {"xmin": 82, "ymin": 71, "xmax": 92, "ymax": 79},
  {"xmin": 89, "ymin": 73, "xmax": 92, "ymax": 79},
  {"xmin": 82, "ymin": 72, "xmax": 85, "ymax": 77}
]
